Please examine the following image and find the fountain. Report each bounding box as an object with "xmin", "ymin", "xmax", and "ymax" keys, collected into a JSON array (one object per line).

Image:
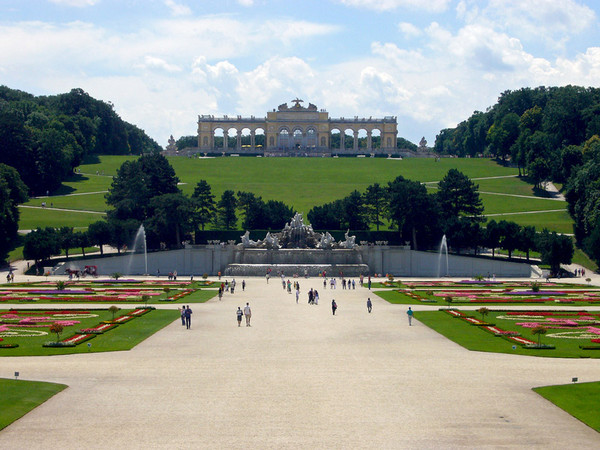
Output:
[
  {"xmin": 126, "ymin": 224, "xmax": 148, "ymax": 275},
  {"xmin": 437, "ymin": 234, "xmax": 448, "ymax": 277},
  {"xmin": 225, "ymin": 213, "xmax": 369, "ymax": 276}
]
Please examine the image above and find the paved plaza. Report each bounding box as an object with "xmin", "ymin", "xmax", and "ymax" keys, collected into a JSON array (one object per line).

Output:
[{"xmin": 1, "ymin": 276, "xmax": 599, "ymax": 448}]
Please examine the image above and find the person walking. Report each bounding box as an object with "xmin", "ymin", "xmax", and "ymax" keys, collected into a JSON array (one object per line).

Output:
[
  {"xmin": 367, "ymin": 298, "xmax": 372, "ymax": 313},
  {"xmin": 407, "ymin": 306, "xmax": 413, "ymax": 326},
  {"xmin": 331, "ymin": 299, "xmax": 337, "ymax": 315},
  {"xmin": 184, "ymin": 305, "xmax": 192, "ymax": 329},
  {"xmin": 244, "ymin": 302, "xmax": 252, "ymax": 327},
  {"xmin": 295, "ymin": 287, "xmax": 300, "ymax": 304},
  {"xmin": 236, "ymin": 307, "xmax": 243, "ymax": 327},
  {"xmin": 242, "ymin": 280, "xmax": 246, "ymax": 291},
  {"xmin": 179, "ymin": 305, "xmax": 186, "ymax": 326}
]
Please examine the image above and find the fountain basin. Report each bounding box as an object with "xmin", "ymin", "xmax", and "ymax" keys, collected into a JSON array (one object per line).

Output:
[{"xmin": 224, "ymin": 263, "xmax": 369, "ymax": 277}]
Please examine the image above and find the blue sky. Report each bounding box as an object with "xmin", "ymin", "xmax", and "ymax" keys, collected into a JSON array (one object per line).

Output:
[{"xmin": 2, "ymin": 0, "xmax": 600, "ymax": 146}]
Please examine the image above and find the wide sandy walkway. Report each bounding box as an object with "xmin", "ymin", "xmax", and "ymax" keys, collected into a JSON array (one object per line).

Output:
[{"xmin": 1, "ymin": 277, "xmax": 599, "ymax": 448}]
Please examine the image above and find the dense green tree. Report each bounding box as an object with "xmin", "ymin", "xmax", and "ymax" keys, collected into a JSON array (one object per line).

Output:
[
  {"xmin": 215, "ymin": 190, "xmax": 237, "ymax": 230},
  {"xmin": 527, "ymin": 157, "xmax": 551, "ymax": 188},
  {"xmin": 386, "ymin": 176, "xmax": 439, "ymax": 249},
  {"xmin": 74, "ymin": 230, "xmax": 91, "ymax": 256},
  {"xmin": 443, "ymin": 217, "xmax": 482, "ymax": 254},
  {"xmin": 106, "ymin": 153, "xmax": 179, "ymax": 222},
  {"xmin": 498, "ymin": 220, "xmax": 521, "ymax": 259},
  {"xmin": 483, "ymin": 220, "xmax": 501, "ymax": 257},
  {"xmin": 87, "ymin": 220, "xmax": 112, "ymax": 255},
  {"xmin": 363, "ymin": 183, "xmax": 385, "ymax": 231},
  {"xmin": 191, "ymin": 180, "xmax": 216, "ymax": 231},
  {"xmin": 436, "ymin": 169, "xmax": 484, "ymax": 221},
  {"xmin": 237, "ymin": 191, "xmax": 264, "ymax": 230},
  {"xmin": 307, "ymin": 201, "xmax": 344, "ymax": 230},
  {"xmin": 23, "ymin": 227, "xmax": 61, "ymax": 267},
  {"xmin": 58, "ymin": 227, "xmax": 77, "ymax": 260},
  {"xmin": 107, "ymin": 219, "xmax": 139, "ymax": 254},
  {"xmin": 535, "ymin": 230, "xmax": 574, "ymax": 275},
  {"xmin": 0, "ymin": 164, "xmax": 28, "ymax": 262},
  {"xmin": 583, "ymin": 220, "xmax": 600, "ymax": 268},
  {"xmin": 518, "ymin": 225, "xmax": 537, "ymax": 261},
  {"xmin": 263, "ymin": 200, "xmax": 295, "ymax": 230},
  {"xmin": 341, "ymin": 190, "xmax": 368, "ymax": 230},
  {"xmin": 146, "ymin": 193, "xmax": 194, "ymax": 247},
  {"xmin": 176, "ymin": 135, "xmax": 198, "ymax": 150}
]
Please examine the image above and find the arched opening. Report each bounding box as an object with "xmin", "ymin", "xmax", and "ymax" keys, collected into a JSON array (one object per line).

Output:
[
  {"xmin": 343, "ymin": 129, "xmax": 353, "ymax": 150},
  {"xmin": 293, "ymin": 129, "xmax": 303, "ymax": 149},
  {"xmin": 278, "ymin": 128, "xmax": 290, "ymax": 149},
  {"xmin": 371, "ymin": 128, "xmax": 381, "ymax": 149},
  {"xmin": 330, "ymin": 128, "xmax": 341, "ymax": 150},
  {"xmin": 254, "ymin": 127, "xmax": 265, "ymax": 150},
  {"xmin": 227, "ymin": 127, "xmax": 238, "ymax": 149},
  {"xmin": 306, "ymin": 128, "xmax": 317, "ymax": 149},
  {"xmin": 357, "ymin": 129, "xmax": 368, "ymax": 149},
  {"xmin": 213, "ymin": 127, "xmax": 224, "ymax": 149}
]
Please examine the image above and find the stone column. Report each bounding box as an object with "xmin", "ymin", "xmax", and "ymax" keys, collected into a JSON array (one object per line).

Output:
[
  {"xmin": 237, "ymin": 130, "xmax": 242, "ymax": 151},
  {"xmin": 353, "ymin": 130, "xmax": 359, "ymax": 151},
  {"xmin": 250, "ymin": 130, "xmax": 256, "ymax": 150},
  {"xmin": 223, "ymin": 131, "xmax": 228, "ymax": 151},
  {"xmin": 340, "ymin": 130, "xmax": 345, "ymax": 151},
  {"xmin": 367, "ymin": 130, "xmax": 372, "ymax": 151}
]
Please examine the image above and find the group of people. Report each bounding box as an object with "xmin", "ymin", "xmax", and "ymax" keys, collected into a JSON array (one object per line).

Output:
[
  {"xmin": 179, "ymin": 305, "xmax": 193, "ymax": 329},
  {"xmin": 236, "ymin": 303, "xmax": 252, "ymax": 327}
]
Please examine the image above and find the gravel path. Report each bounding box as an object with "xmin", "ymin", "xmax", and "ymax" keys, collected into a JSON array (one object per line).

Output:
[{"xmin": 1, "ymin": 276, "xmax": 599, "ymax": 449}]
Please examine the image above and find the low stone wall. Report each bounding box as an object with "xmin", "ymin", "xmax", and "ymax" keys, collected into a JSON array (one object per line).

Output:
[{"xmin": 54, "ymin": 244, "xmax": 533, "ymax": 278}]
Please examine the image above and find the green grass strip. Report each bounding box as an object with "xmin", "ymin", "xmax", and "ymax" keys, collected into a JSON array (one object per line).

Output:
[
  {"xmin": 0, "ymin": 378, "xmax": 67, "ymax": 430},
  {"xmin": 533, "ymin": 381, "xmax": 600, "ymax": 432}
]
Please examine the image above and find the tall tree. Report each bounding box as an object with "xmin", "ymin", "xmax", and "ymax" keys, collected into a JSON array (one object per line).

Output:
[
  {"xmin": 436, "ymin": 169, "xmax": 484, "ymax": 221},
  {"xmin": 386, "ymin": 176, "xmax": 439, "ymax": 249},
  {"xmin": 0, "ymin": 164, "xmax": 28, "ymax": 262},
  {"xmin": 191, "ymin": 180, "xmax": 215, "ymax": 231},
  {"xmin": 215, "ymin": 190, "xmax": 237, "ymax": 230},
  {"xmin": 87, "ymin": 220, "xmax": 112, "ymax": 256},
  {"xmin": 106, "ymin": 153, "xmax": 179, "ymax": 221},
  {"xmin": 363, "ymin": 183, "xmax": 385, "ymax": 231}
]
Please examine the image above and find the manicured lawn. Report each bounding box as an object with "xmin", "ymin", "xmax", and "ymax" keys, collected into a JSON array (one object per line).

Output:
[
  {"xmin": 22, "ymin": 192, "xmax": 108, "ymax": 212},
  {"xmin": 486, "ymin": 210, "xmax": 574, "ymax": 234},
  {"xmin": 0, "ymin": 378, "xmax": 67, "ymax": 430},
  {"xmin": 413, "ymin": 310, "xmax": 600, "ymax": 358},
  {"xmin": 0, "ymin": 308, "xmax": 180, "ymax": 356},
  {"xmin": 533, "ymin": 382, "xmax": 600, "ymax": 432},
  {"xmin": 18, "ymin": 207, "xmax": 105, "ymax": 230}
]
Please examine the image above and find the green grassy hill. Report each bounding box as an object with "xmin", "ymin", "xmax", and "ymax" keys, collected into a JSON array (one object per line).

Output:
[{"xmin": 18, "ymin": 155, "xmax": 571, "ymax": 233}]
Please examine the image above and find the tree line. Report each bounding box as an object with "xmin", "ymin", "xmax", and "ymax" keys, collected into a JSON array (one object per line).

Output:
[
  {"xmin": 433, "ymin": 85, "xmax": 600, "ymax": 268},
  {"xmin": 0, "ymin": 85, "xmax": 162, "ymax": 263}
]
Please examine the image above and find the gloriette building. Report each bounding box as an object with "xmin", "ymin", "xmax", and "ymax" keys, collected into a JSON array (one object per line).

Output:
[{"xmin": 197, "ymin": 99, "xmax": 398, "ymax": 156}]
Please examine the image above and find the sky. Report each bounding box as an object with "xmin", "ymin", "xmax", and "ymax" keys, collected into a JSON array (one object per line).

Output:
[{"xmin": 2, "ymin": 0, "xmax": 600, "ymax": 147}]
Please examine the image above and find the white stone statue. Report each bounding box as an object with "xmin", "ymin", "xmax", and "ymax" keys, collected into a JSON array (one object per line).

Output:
[
  {"xmin": 342, "ymin": 230, "xmax": 356, "ymax": 249},
  {"xmin": 240, "ymin": 231, "xmax": 257, "ymax": 248}
]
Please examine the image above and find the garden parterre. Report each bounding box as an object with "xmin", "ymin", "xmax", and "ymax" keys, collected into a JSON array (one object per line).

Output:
[
  {"xmin": 0, "ymin": 279, "xmax": 214, "ymax": 303},
  {"xmin": 416, "ymin": 308, "xmax": 600, "ymax": 358},
  {"xmin": 376, "ymin": 280, "xmax": 600, "ymax": 306}
]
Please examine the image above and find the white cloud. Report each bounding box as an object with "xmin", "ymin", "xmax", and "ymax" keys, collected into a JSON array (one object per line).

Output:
[
  {"xmin": 237, "ymin": 0, "xmax": 254, "ymax": 6},
  {"xmin": 136, "ymin": 56, "xmax": 182, "ymax": 73},
  {"xmin": 336, "ymin": 0, "xmax": 451, "ymax": 12},
  {"xmin": 48, "ymin": 0, "xmax": 99, "ymax": 6},
  {"xmin": 398, "ymin": 22, "xmax": 422, "ymax": 38},
  {"xmin": 164, "ymin": 0, "xmax": 192, "ymax": 16},
  {"xmin": 458, "ymin": 0, "xmax": 596, "ymax": 52}
]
